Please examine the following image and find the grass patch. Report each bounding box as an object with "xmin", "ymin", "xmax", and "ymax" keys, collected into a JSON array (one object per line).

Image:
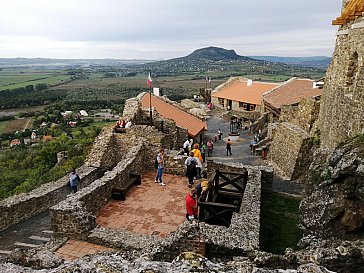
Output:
[
  {"xmin": 0, "ymin": 121, "xmax": 9, "ymax": 134},
  {"xmin": 260, "ymin": 191, "xmax": 302, "ymax": 254}
]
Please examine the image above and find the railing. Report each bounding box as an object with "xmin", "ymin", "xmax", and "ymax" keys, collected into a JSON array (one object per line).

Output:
[{"xmin": 198, "ymin": 169, "xmax": 248, "ymax": 227}]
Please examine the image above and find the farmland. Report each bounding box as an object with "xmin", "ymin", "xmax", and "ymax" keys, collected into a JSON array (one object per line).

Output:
[
  {"xmin": 0, "ymin": 68, "xmax": 72, "ymax": 90},
  {"xmin": 0, "ymin": 118, "xmax": 32, "ymax": 135}
]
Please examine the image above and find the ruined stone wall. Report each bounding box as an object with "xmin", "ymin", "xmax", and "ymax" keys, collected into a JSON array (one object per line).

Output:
[
  {"xmin": 269, "ymin": 122, "xmax": 313, "ymax": 180},
  {"xmin": 88, "ymin": 161, "xmax": 271, "ymax": 260},
  {"xmin": 319, "ymin": 15, "xmax": 364, "ymax": 151},
  {"xmin": 280, "ymin": 99, "xmax": 320, "ymax": 134},
  {"xmin": 0, "ymin": 166, "xmax": 103, "ymax": 231},
  {"xmin": 123, "ymin": 94, "xmax": 188, "ymax": 150},
  {"xmin": 85, "ymin": 126, "xmax": 125, "ymax": 169},
  {"xmin": 50, "ymin": 142, "xmax": 146, "ymax": 239}
]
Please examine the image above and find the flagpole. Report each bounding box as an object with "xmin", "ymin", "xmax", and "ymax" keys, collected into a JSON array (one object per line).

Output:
[
  {"xmin": 149, "ymin": 72, "xmax": 153, "ymax": 125},
  {"xmin": 149, "ymin": 84, "xmax": 153, "ymax": 125}
]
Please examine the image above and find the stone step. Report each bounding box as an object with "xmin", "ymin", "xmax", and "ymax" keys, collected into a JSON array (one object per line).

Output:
[
  {"xmin": 29, "ymin": 236, "xmax": 51, "ymax": 242},
  {"xmin": 14, "ymin": 242, "xmax": 39, "ymax": 248},
  {"xmin": 0, "ymin": 250, "xmax": 11, "ymax": 255},
  {"xmin": 42, "ymin": 230, "xmax": 53, "ymax": 234}
]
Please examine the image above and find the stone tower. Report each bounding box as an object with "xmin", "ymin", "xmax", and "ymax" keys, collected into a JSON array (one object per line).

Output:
[{"xmin": 319, "ymin": 0, "xmax": 364, "ymax": 151}]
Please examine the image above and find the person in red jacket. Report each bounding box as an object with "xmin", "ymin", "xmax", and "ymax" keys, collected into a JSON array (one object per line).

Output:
[{"xmin": 185, "ymin": 189, "xmax": 198, "ymax": 221}]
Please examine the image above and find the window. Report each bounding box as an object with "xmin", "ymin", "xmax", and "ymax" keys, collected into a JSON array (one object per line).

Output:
[
  {"xmin": 239, "ymin": 102, "xmax": 247, "ymax": 109},
  {"xmin": 218, "ymin": 98, "xmax": 224, "ymax": 107},
  {"xmin": 250, "ymin": 104, "xmax": 255, "ymax": 111}
]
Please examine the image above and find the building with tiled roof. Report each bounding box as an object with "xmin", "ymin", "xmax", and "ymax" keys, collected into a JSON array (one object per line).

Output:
[
  {"xmin": 9, "ymin": 139, "xmax": 21, "ymax": 148},
  {"xmin": 140, "ymin": 93, "xmax": 207, "ymax": 140},
  {"xmin": 262, "ymin": 78, "xmax": 323, "ymax": 118},
  {"xmin": 211, "ymin": 77, "xmax": 279, "ymax": 113}
]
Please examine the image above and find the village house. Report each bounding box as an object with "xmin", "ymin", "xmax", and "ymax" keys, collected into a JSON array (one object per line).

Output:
[
  {"xmin": 261, "ymin": 78, "xmax": 323, "ymax": 119},
  {"xmin": 211, "ymin": 77, "xmax": 279, "ymax": 113},
  {"xmin": 140, "ymin": 93, "xmax": 207, "ymax": 143},
  {"xmin": 9, "ymin": 138, "xmax": 21, "ymax": 148}
]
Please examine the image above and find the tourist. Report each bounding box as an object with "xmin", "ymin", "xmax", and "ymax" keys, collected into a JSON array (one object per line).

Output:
[
  {"xmin": 116, "ymin": 118, "xmax": 126, "ymax": 128},
  {"xmin": 195, "ymin": 180, "xmax": 209, "ymax": 199},
  {"xmin": 226, "ymin": 138, "xmax": 232, "ymax": 156},
  {"xmin": 201, "ymin": 143, "xmax": 207, "ymax": 163},
  {"xmin": 125, "ymin": 120, "xmax": 132, "ymax": 128},
  {"xmin": 191, "ymin": 143, "xmax": 203, "ymax": 178},
  {"xmin": 250, "ymin": 139, "xmax": 257, "ymax": 154},
  {"xmin": 207, "ymin": 139, "xmax": 214, "ymax": 157},
  {"xmin": 185, "ymin": 151, "xmax": 197, "ymax": 187},
  {"xmin": 183, "ymin": 139, "xmax": 190, "ymax": 155},
  {"xmin": 218, "ymin": 129, "xmax": 223, "ymax": 140},
  {"xmin": 69, "ymin": 169, "xmax": 80, "ymax": 193},
  {"xmin": 185, "ymin": 188, "xmax": 198, "ymax": 221},
  {"xmin": 191, "ymin": 143, "xmax": 203, "ymax": 162},
  {"xmin": 154, "ymin": 148, "xmax": 165, "ymax": 186}
]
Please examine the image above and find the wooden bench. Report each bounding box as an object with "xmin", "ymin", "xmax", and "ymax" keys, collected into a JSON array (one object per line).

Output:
[
  {"xmin": 113, "ymin": 127, "xmax": 127, "ymax": 133},
  {"xmin": 112, "ymin": 174, "xmax": 141, "ymax": 201}
]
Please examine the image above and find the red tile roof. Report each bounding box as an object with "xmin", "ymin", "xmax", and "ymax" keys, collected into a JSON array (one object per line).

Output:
[
  {"xmin": 263, "ymin": 78, "xmax": 322, "ymax": 109},
  {"xmin": 140, "ymin": 93, "xmax": 207, "ymax": 137},
  {"xmin": 211, "ymin": 79, "xmax": 279, "ymax": 105}
]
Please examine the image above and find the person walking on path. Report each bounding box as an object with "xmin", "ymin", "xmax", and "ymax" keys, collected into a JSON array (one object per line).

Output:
[
  {"xmin": 185, "ymin": 188, "xmax": 198, "ymax": 221},
  {"xmin": 207, "ymin": 139, "xmax": 214, "ymax": 157},
  {"xmin": 185, "ymin": 151, "xmax": 198, "ymax": 187},
  {"xmin": 155, "ymin": 148, "xmax": 166, "ymax": 186},
  {"xmin": 191, "ymin": 143, "xmax": 203, "ymax": 162},
  {"xmin": 201, "ymin": 143, "xmax": 206, "ymax": 163},
  {"xmin": 69, "ymin": 169, "xmax": 81, "ymax": 193},
  {"xmin": 218, "ymin": 129, "xmax": 223, "ymax": 141},
  {"xmin": 226, "ymin": 138, "xmax": 232, "ymax": 156}
]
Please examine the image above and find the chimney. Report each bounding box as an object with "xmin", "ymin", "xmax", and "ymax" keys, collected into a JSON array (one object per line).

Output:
[
  {"xmin": 247, "ymin": 79, "xmax": 253, "ymax": 86},
  {"xmin": 313, "ymin": 81, "xmax": 324, "ymax": 89}
]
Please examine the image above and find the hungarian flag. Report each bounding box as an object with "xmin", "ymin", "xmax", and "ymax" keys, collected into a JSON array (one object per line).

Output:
[{"xmin": 147, "ymin": 72, "xmax": 152, "ymax": 87}]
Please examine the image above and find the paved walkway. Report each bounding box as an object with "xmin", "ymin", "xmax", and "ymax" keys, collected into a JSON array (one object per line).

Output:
[
  {"xmin": 56, "ymin": 240, "xmax": 112, "ymax": 260},
  {"xmin": 96, "ymin": 172, "xmax": 190, "ymax": 238},
  {"xmin": 205, "ymin": 115, "xmax": 266, "ymax": 166}
]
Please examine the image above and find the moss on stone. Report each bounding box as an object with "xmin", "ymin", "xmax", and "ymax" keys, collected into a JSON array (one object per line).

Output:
[{"xmin": 260, "ymin": 192, "xmax": 302, "ymax": 254}]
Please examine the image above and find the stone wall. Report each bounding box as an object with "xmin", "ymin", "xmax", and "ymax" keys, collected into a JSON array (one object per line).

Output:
[
  {"xmin": 85, "ymin": 126, "xmax": 126, "ymax": 169},
  {"xmin": 280, "ymin": 99, "xmax": 320, "ymax": 134},
  {"xmin": 0, "ymin": 166, "xmax": 103, "ymax": 231},
  {"xmin": 319, "ymin": 12, "xmax": 364, "ymax": 151},
  {"xmin": 50, "ymin": 142, "xmax": 146, "ymax": 239},
  {"xmin": 86, "ymin": 160, "xmax": 271, "ymax": 261},
  {"xmin": 123, "ymin": 94, "xmax": 189, "ymax": 149},
  {"xmin": 269, "ymin": 122, "xmax": 313, "ymax": 180}
]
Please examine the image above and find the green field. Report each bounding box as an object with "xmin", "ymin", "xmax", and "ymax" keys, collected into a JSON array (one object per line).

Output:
[
  {"xmin": 0, "ymin": 121, "xmax": 9, "ymax": 134},
  {"xmin": 0, "ymin": 68, "xmax": 72, "ymax": 90}
]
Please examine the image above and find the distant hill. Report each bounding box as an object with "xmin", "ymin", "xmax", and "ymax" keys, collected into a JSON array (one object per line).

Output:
[
  {"xmin": 131, "ymin": 46, "xmax": 327, "ymax": 79},
  {"xmin": 185, "ymin": 46, "xmax": 252, "ymax": 61},
  {"xmin": 249, "ymin": 56, "xmax": 331, "ymax": 68}
]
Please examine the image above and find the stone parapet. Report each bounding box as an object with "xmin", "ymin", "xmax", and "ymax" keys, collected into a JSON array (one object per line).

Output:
[
  {"xmin": 0, "ymin": 166, "xmax": 102, "ymax": 232},
  {"xmin": 50, "ymin": 142, "xmax": 145, "ymax": 239}
]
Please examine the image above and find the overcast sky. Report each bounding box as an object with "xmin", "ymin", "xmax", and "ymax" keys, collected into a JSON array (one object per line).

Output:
[{"xmin": 0, "ymin": 0, "xmax": 342, "ymax": 60}]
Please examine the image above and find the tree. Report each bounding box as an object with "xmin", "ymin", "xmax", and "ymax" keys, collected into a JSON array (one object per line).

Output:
[{"xmin": 35, "ymin": 83, "xmax": 48, "ymax": 91}]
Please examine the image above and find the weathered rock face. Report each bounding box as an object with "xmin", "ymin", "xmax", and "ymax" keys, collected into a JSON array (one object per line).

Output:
[
  {"xmin": 319, "ymin": 13, "xmax": 364, "ymax": 152},
  {"xmin": 300, "ymin": 135, "xmax": 364, "ymax": 238}
]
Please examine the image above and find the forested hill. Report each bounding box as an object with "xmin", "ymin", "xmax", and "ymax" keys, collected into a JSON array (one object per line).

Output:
[{"xmin": 130, "ymin": 46, "xmax": 327, "ymax": 78}]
